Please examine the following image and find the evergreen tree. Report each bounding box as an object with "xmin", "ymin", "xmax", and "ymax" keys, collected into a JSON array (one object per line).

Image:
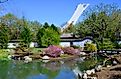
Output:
[
  {"xmin": 20, "ymin": 26, "xmax": 32, "ymax": 47},
  {"xmin": 0, "ymin": 23, "xmax": 10, "ymax": 49}
]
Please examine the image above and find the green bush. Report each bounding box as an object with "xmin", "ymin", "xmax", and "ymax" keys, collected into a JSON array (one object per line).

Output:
[
  {"xmin": 0, "ymin": 49, "xmax": 9, "ymax": 61},
  {"xmin": 84, "ymin": 42, "xmax": 97, "ymax": 52},
  {"xmin": 37, "ymin": 27, "xmax": 60, "ymax": 47},
  {"xmin": 98, "ymin": 38, "xmax": 115, "ymax": 50}
]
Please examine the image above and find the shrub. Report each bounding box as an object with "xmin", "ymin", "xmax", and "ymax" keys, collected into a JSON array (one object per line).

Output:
[
  {"xmin": 62, "ymin": 47, "xmax": 80, "ymax": 55},
  {"xmin": 37, "ymin": 27, "xmax": 60, "ymax": 47},
  {"xmin": 44, "ymin": 45, "xmax": 63, "ymax": 57},
  {"xmin": 98, "ymin": 38, "xmax": 115, "ymax": 50},
  {"xmin": 0, "ymin": 49, "xmax": 9, "ymax": 60},
  {"xmin": 84, "ymin": 42, "xmax": 97, "ymax": 52}
]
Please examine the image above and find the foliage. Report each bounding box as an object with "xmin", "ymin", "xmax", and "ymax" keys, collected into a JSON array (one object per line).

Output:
[
  {"xmin": 50, "ymin": 24, "xmax": 59, "ymax": 33},
  {"xmin": 0, "ymin": 13, "xmax": 18, "ymax": 27},
  {"xmin": 37, "ymin": 28, "xmax": 45, "ymax": 47},
  {"xmin": 77, "ymin": 56, "xmax": 97, "ymax": 71},
  {"xmin": 98, "ymin": 38, "xmax": 115, "ymax": 50},
  {"xmin": 43, "ymin": 22, "xmax": 49, "ymax": 28},
  {"xmin": 20, "ymin": 26, "xmax": 32, "ymax": 47},
  {"xmin": 37, "ymin": 24, "xmax": 60, "ymax": 47},
  {"xmin": 41, "ymin": 28, "xmax": 60, "ymax": 47},
  {"xmin": 119, "ymin": 44, "xmax": 121, "ymax": 48},
  {"xmin": 114, "ymin": 42, "xmax": 121, "ymax": 49},
  {"xmin": 28, "ymin": 21, "xmax": 42, "ymax": 41},
  {"xmin": 84, "ymin": 42, "xmax": 97, "ymax": 52},
  {"xmin": 44, "ymin": 45, "xmax": 63, "ymax": 57},
  {"xmin": 0, "ymin": 13, "xmax": 21, "ymax": 40},
  {"xmin": 0, "ymin": 49, "xmax": 9, "ymax": 60},
  {"xmin": 83, "ymin": 3, "xmax": 119, "ymax": 18},
  {"xmin": 0, "ymin": 24, "xmax": 10, "ymax": 49},
  {"xmin": 62, "ymin": 47, "xmax": 80, "ymax": 55},
  {"xmin": 73, "ymin": 3, "xmax": 121, "ymax": 49}
]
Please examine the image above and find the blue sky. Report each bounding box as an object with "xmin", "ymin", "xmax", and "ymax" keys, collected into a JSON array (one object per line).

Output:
[{"xmin": 1, "ymin": 0, "xmax": 121, "ymax": 26}]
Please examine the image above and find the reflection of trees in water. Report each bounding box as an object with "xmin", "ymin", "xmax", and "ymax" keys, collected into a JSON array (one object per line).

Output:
[
  {"xmin": 77, "ymin": 56, "xmax": 97, "ymax": 71},
  {"xmin": 0, "ymin": 58, "xmax": 83, "ymax": 79},
  {"xmin": 8, "ymin": 61, "xmax": 42, "ymax": 79},
  {"xmin": 42, "ymin": 60, "xmax": 61, "ymax": 71},
  {"xmin": 42, "ymin": 58, "xmax": 80, "ymax": 71},
  {"xmin": 0, "ymin": 60, "xmax": 59, "ymax": 79},
  {"xmin": 41, "ymin": 59, "xmax": 79, "ymax": 79},
  {"xmin": 0, "ymin": 61, "xmax": 43, "ymax": 79},
  {"xmin": 0, "ymin": 61, "xmax": 11, "ymax": 79}
]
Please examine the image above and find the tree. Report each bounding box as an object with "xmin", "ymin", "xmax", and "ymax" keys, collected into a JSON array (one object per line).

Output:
[
  {"xmin": 74, "ymin": 3, "xmax": 121, "ymax": 49},
  {"xmin": 0, "ymin": 13, "xmax": 19, "ymax": 40},
  {"xmin": 0, "ymin": 23, "xmax": 10, "ymax": 49},
  {"xmin": 43, "ymin": 22, "xmax": 49, "ymax": 28},
  {"xmin": 28, "ymin": 21, "xmax": 42, "ymax": 41},
  {"xmin": 36, "ymin": 28, "xmax": 45, "ymax": 47},
  {"xmin": 83, "ymin": 3, "xmax": 119, "ymax": 18},
  {"xmin": 37, "ymin": 26, "xmax": 60, "ymax": 47},
  {"xmin": 20, "ymin": 26, "xmax": 32, "ymax": 47},
  {"xmin": 0, "ymin": 13, "xmax": 18, "ymax": 27},
  {"xmin": 50, "ymin": 24, "xmax": 60, "ymax": 33},
  {"xmin": 98, "ymin": 38, "xmax": 115, "ymax": 50},
  {"xmin": 37, "ymin": 22, "xmax": 60, "ymax": 47},
  {"xmin": 41, "ymin": 28, "xmax": 60, "ymax": 47}
]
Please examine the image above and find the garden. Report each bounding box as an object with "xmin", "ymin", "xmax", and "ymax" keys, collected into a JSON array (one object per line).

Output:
[{"xmin": 0, "ymin": 3, "xmax": 121, "ymax": 79}]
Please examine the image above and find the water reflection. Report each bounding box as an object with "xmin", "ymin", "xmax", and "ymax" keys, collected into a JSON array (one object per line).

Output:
[{"xmin": 0, "ymin": 57, "xmax": 84, "ymax": 79}]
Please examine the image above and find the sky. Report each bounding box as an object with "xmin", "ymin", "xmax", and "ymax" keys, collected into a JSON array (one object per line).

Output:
[{"xmin": 0, "ymin": 0, "xmax": 121, "ymax": 26}]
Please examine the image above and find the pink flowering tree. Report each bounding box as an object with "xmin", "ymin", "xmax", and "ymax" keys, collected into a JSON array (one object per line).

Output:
[
  {"xmin": 62, "ymin": 47, "xmax": 80, "ymax": 55},
  {"xmin": 44, "ymin": 45, "xmax": 63, "ymax": 57}
]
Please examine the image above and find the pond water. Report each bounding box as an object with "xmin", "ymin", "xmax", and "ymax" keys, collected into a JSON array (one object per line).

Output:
[{"xmin": 0, "ymin": 56, "xmax": 100, "ymax": 79}]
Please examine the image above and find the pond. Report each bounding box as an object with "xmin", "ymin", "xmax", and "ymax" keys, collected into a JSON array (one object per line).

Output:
[{"xmin": 0, "ymin": 56, "xmax": 101, "ymax": 79}]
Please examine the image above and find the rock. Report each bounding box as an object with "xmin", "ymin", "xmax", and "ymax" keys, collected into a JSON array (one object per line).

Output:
[
  {"xmin": 60, "ymin": 61, "xmax": 64, "ymax": 64},
  {"xmin": 42, "ymin": 55, "xmax": 50, "ymax": 60},
  {"xmin": 60, "ymin": 51, "xmax": 64, "ymax": 54},
  {"xmin": 86, "ymin": 69, "xmax": 95, "ymax": 75},
  {"xmin": 42, "ymin": 60, "xmax": 50, "ymax": 63},
  {"xmin": 107, "ymin": 65, "xmax": 111, "ymax": 68},
  {"xmin": 113, "ymin": 60, "xmax": 118, "ymax": 65},
  {"xmin": 80, "ymin": 52, "xmax": 86, "ymax": 55},
  {"xmin": 24, "ymin": 56, "xmax": 32, "ymax": 63},
  {"xmin": 83, "ymin": 73, "xmax": 88, "ymax": 79},
  {"xmin": 91, "ymin": 69, "xmax": 95, "ymax": 74},
  {"xmin": 8, "ymin": 55, "xmax": 12, "ymax": 60},
  {"xmin": 95, "ymin": 65, "xmax": 102, "ymax": 72}
]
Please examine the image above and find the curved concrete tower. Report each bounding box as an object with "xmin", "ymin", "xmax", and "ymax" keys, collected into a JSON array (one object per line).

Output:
[{"xmin": 61, "ymin": 3, "xmax": 89, "ymax": 32}]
